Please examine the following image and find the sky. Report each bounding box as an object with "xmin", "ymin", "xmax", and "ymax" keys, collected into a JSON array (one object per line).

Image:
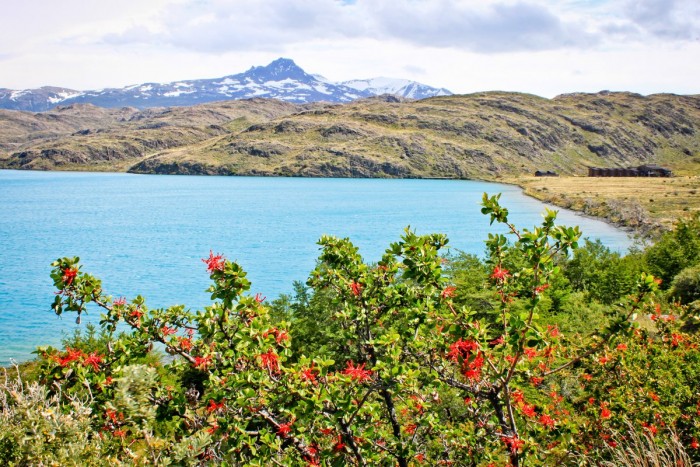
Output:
[{"xmin": 1, "ymin": 0, "xmax": 699, "ymax": 98}]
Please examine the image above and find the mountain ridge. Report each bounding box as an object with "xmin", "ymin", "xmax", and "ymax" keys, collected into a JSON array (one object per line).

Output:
[{"xmin": 0, "ymin": 58, "xmax": 451, "ymax": 112}]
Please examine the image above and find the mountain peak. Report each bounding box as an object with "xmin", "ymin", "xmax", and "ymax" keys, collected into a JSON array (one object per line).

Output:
[
  {"xmin": 245, "ymin": 58, "xmax": 308, "ymax": 82},
  {"xmin": 267, "ymin": 57, "xmax": 299, "ymax": 69},
  {"xmin": 0, "ymin": 58, "xmax": 452, "ymax": 111}
]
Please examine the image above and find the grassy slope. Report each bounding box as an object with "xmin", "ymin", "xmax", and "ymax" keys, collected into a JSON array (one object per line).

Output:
[
  {"xmin": 0, "ymin": 104, "xmax": 138, "ymax": 153},
  {"xmin": 0, "ymin": 99, "xmax": 305, "ymax": 171},
  {"xmin": 129, "ymin": 92, "xmax": 700, "ymax": 178}
]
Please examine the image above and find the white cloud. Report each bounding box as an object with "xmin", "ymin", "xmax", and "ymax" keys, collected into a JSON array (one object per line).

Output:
[
  {"xmin": 93, "ymin": 0, "xmax": 700, "ymax": 54},
  {"xmin": 364, "ymin": 0, "xmax": 598, "ymax": 52},
  {"xmin": 102, "ymin": 0, "xmax": 363, "ymax": 52},
  {"xmin": 99, "ymin": 0, "xmax": 600, "ymax": 53},
  {"xmin": 0, "ymin": 0, "xmax": 698, "ymax": 96},
  {"xmin": 622, "ymin": 0, "xmax": 700, "ymax": 39}
]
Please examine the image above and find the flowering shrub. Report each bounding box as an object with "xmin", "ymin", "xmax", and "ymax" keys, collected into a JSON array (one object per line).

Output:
[{"xmin": 1, "ymin": 193, "xmax": 698, "ymax": 466}]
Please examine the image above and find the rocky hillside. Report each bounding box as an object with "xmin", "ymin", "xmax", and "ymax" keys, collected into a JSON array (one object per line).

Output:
[
  {"xmin": 0, "ymin": 99, "xmax": 305, "ymax": 170},
  {"xmin": 1, "ymin": 92, "xmax": 698, "ymax": 178}
]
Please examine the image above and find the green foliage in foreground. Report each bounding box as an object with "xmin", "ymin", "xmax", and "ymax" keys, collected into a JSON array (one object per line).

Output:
[
  {"xmin": 645, "ymin": 213, "xmax": 700, "ymax": 287},
  {"xmin": 1, "ymin": 194, "xmax": 699, "ymax": 466}
]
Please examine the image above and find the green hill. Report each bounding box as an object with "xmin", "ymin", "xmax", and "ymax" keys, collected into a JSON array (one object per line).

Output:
[{"xmin": 1, "ymin": 92, "xmax": 699, "ymax": 178}]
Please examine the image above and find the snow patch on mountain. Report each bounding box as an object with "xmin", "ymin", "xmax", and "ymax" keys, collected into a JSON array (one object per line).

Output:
[
  {"xmin": 342, "ymin": 77, "xmax": 452, "ymax": 100},
  {"xmin": 0, "ymin": 58, "xmax": 452, "ymax": 111}
]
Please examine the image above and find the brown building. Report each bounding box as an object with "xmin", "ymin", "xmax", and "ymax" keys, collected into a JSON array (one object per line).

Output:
[{"xmin": 588, "ymin": 164, "xmax": 672, "ymax": 177}]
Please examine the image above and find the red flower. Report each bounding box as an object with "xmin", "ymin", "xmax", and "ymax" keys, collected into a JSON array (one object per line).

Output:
[
  {"xmin": 521, "ymin": 403, "xmax": 536, "ymax": 418},
  {"xmin": 300, "ymin": 365, "xmax": 318, "ymax": 385},
  {"xmin": 350, "ymin": 281, "xmax": 362, "ymax": 297},
  {"xmin": 83, "ymin": 351, "xmax": 103, "ymax": 371},
  {"xmin": 277, "ymin": 422, "xmax": 292, "ymax": 437},
  {"xmin": 415, "ymin": 453, "xmax": 426, "ymax": 462},
  {"xmin": 447, "ymin": 338, "xmax": 478, "ymax": 362},
  {"xmin": 671, "ymin": 333, "xmax": 683, "ymax": 347},
  {"xmin": 549, "ymin": 391, "xmax": 563, "ymax": 404},
  {"xmin": 441, "ymin": 286, "xmax": 456, "ymax": 298},
  {"xmin": 113, "ymin": 429, "xmax": 127, "ymax": 438},
  {"xmin": 534, "ymin": 283, "xmax": 550, "ymax": 294},
  {"xmin": 342, "ymin": 361, "xmax": 373, "ymax": 383},
  {"xmin": 259, "ymin": 349, "xmax": 280, "ymax": 374},
  {"xmin": 547, "ymin": 325, "xmax": 561, "ymax": 339},
  {"xmin": 616, "ymin": 343, "xmax": 627, "ymax": 351},
  {"xmin": 523, "ymin": 347, "xmax": 538, "ymax": 360},
  {"xmin": 334, "ymin": 435, "xmax": 346, "ymax": 452},
  {"xmin": 161, "ymin": 325, "xmax": 176, "ymax": 336},
  {"xmin": 62, "ymin": 267, "xmax": 78, "ymax": 285},
  {"xmin": 539, "ymin": 414, "xmax": 556, "ymax": 428},
  {"xmin": 503, "ymin": 435, "xmax": 525, "ymax": 453},
  {"xmin": 194, "ymin": 355, "xmax": 212, "ymax": 369},
  {"xmin": 207, "ymin": 423, "xmax": 218, "ymax": 434},
  {"xmin": 105, "ymin": 409, "xmax": 121, "ymax": 423},
  {"xmin": 642, "ymin": 422, "xmax": 658, "ymax": 436},
  {"xmin": 179, "ymin": 337, "xmax": 193, "ymax": 351},
  {"xmin": 530, "ymin": 376, "xmax": 544, "ymax": 386},
  {"xmin": 130, "ymin": 308, "xmax": 143, "ymax": 319},
  {"xmin": 404, "ymin": 424, "xmax": 418, "ymax": 435},
  {"xmin": 690, "ymin": 438, "xmax": 699, "ymax": 449},
  {"xmin": 600, "ymin": 403, "xmax": 612, "ymax": 419},
  {"xmin": 202, "ymin": 250, "xmax": 225, "ymax": 274},
  {"xmin": 263, "ymin": 327, "xmax": 290, "ymax": 344},
  {"xmin": 489, "ymin": 335, "xmax": 504, "ymax": 346},
  {"xmin": 490, "ymin": 266, "xmax": 510, "ymax": 281},
  {"xmin": 113, "ymin": 297, "xmax": 127, "ymax": 307},
  {"xmin": 409, "ymin": 394, "xmax": 425, "ymax": 413},
  {"xmin": 206, "ymin": 399, "xmax": 225, "ymax": 413},
  {"xmin": 53, "ymin": 347, "xmax": 85, "ymax": 367},
  {"xmin": 463, "ymin": 353, "xmax": 484, "ymax": 381},
  {"xmin": 511, "ymin": 390, "xmax": 524, "ymax": 404},
  {"xmin": 254, "ymin": 293, "xmax": 266, "ymax": 303}
]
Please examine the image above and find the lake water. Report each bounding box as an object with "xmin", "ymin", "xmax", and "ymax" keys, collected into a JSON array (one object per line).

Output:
[{"xmin": 0, "ymin": 170, "xmax": 632, "ymax": 364}]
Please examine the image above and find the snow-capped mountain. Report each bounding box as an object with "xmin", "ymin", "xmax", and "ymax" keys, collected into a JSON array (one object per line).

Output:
[
  {"xmin": 0, "ymin": 87, "xmax": 84, "ymax": 112},
  {"xmin": 340, "ymin": 77, "xmax": 452, "ymax": 100},
  {"xmin": 0, "ymin": 58, "xmax": 452, "ymax": 112}
]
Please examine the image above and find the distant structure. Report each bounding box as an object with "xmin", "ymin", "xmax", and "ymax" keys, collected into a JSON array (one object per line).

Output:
[
  {"xmin": 534, "ymin": 170, "xmax": 559, "ymax": 177},
  {"xmin": 588, "ymin": 164, "xmax": 673, "ymax": 177}
]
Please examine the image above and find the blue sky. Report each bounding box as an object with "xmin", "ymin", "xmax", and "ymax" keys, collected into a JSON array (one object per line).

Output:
[{"xmin": 1, "ymin": 0, "xmax": 698, "ymax": 97}]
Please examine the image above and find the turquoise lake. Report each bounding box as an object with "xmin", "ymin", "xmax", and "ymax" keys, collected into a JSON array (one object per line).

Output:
[{"xmin": 0, "ymin": 170, "xmax": 633, "ymax": 364}]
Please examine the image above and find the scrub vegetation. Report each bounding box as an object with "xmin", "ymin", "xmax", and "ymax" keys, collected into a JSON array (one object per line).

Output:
[{"xmin": 2, "ymin": 196, "xmax": 699, "ymax": 466}]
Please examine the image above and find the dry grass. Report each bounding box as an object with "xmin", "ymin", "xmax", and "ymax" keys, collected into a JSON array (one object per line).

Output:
[
  {"xmin": 516, "ymin": 175, "xmax": 700, "ymax": 234},
  {"xmin": 592, "ymin": 421, "xmax": 699, "ymax": 467}
]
